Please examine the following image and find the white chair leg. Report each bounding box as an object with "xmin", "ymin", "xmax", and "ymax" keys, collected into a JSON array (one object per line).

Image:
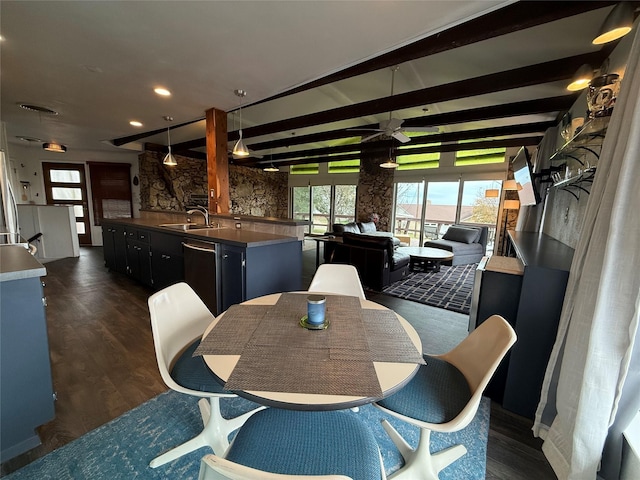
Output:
[
  {"xmin": 381, "ymin": 419, "xmax": 467, "ymax": 480},
  {"xmin": 150, "ymin": 397, "xmax": 265, "ymax": 468}
]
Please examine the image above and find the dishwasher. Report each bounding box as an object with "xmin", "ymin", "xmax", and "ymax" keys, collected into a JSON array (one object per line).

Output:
[{"xmin": 183, "ymin": 239, "xmax": 220, "ymax": 315}]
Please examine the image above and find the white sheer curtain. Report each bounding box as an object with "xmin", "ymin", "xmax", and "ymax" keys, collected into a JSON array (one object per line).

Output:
[{"xmin": 533, "ymin": 26, "xmax": 640, "ymax": 479}]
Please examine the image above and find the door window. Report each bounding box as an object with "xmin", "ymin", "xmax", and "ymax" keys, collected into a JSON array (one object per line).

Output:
[{"xmin": 43, "ymin": 163, "xmax": 92, "ymax": 245}]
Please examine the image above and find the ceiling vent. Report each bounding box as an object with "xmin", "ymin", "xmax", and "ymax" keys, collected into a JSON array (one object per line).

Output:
[{"xmin": 17, "ymin": 103, "xmax": 58, "ymax": 115}]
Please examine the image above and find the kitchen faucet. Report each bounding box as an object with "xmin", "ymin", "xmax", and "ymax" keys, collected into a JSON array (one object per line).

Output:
[{"xmin": 186, "ymin": 206, "xmax": 209, "ymax": 226}]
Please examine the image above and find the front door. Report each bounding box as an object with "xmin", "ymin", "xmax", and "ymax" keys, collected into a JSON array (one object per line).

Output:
[{"xmin": 43, "ymin": 162, "xmax": 92, "ymax": 245}]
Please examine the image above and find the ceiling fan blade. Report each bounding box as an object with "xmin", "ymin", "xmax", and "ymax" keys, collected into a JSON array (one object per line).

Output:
[
  {"xmin": 347, "ymin": 128, "xmax": 384, "ymax": 133},
  {"xmin": 391, "ymin": 131, "xmax": 411, "ymax": 143},
  {"xmin": 361, "ymin": 132, "xmax": 384, "ymax": 143},
  {"xmin": 386, "ymin": 117, "xmax": 404, "ymax": 131},
  {"xmin": 404, "ymin": 126, "xmax": 439, "ymax": 133}
]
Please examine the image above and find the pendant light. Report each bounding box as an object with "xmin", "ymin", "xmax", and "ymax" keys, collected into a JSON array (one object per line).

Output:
[
  {"xmin": 567, "ymin": 64, "xmax": 593, "ymax": 91},
  {"xmin": 263, "ymin": 150, "xmax": 279, "ymax": 172},
  {"xmin": 43, "ymin": 142, "xmax": 67, "ymax": 153},
  {"xmin": 593, "ymin": 2, "xmax": 634, "ymax": 45},
  {"xmin": 232, "ymin": 89, "xmax": 250, "ymax": 157},
  {"xmin": 380, "ymin": 143, "xmax": 399, "ymax": 169},
  {"xmin": 162, "ymin": 116, "xmax": 177, "ymax": 166}
]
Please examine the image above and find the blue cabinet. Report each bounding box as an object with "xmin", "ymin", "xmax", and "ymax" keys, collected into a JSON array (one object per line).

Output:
[{"xmin": 0, "ymin": 248, "xmax": 54, "ymax": 462}]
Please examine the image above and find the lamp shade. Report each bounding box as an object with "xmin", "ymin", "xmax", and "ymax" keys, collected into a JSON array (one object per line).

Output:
[
  {"xmin": 233, "ymin": 131, "xmax": 250, "ymax": 157},
  {"xmin": 593, "ymin": 2, "xmax": 634, "ymax": 45},
  {"xmin": 504, "ymin": 199, "xmax": 520, "ymax": 210},
  {"xmin": 503, "ymin": 179, "xmax": 519, "ymax": 190},
  {"xmin": 567, "ymin": 64, "xmax": 593, "ymax": 91},
  {"xmin": 485, "ymin": 189, "xmax": 499, "ymax": 198},
  {"xmin": 380, "ymin": 160, "xmax": 399, "ymax": 169},
  {"xmin": 163, "ymin": 149, "xmax": 177, "ymax": 166},
  {"xmin": 43, "ymin": 142, "xmax": 67, "ymax": 153}
]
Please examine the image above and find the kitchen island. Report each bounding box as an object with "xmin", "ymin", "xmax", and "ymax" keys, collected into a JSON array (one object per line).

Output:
[
  {"xmin": 139, "ymin": 209, "xmax": 309, "ymax": 240},
  {"xmin": 101, "ymin": 218, "xmax": 302, "ymax": 315}
]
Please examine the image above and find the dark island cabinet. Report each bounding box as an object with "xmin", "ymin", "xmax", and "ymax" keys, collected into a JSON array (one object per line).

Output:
[
  {"xmin": 219, "ymin": 243, "xmax": 245, "ymax": 311},
  {"xmin": 101, "ymin": 220, "xmax": 302, "ymax": 307},
  {"xmin": 150, "ymin": 231, "xmax": 185, "ymax": 290},
  {"xmin": 125, "ymin": 228, "xmax": 152, "ymax": 286},
  {"xmin": 102, "ymin": 223, "xmax": 127, "ymax": 274}
]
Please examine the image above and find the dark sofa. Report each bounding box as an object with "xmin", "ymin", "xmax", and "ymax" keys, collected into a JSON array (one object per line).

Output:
[
  {"xmin": 328, "ymin": 232, "xmax": 410, "ymax": 291},
  {"xmin": 423, "ymin": 224, "xmax": 488, "ymax": 266}
]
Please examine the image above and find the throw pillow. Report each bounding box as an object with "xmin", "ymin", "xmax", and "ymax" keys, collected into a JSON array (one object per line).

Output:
[
  {"xmin": 358, "ymin": 221, "xmax": 377, "ymax": 233},
  {"xmin": 333, "ymin": 222, "xmax": 360, "ymax": 234},
  {"xmin": 442, "ymin": 226, "xmax": 481, "ymax": 244}
]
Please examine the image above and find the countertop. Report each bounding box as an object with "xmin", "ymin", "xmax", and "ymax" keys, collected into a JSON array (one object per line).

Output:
[
  {"xmin": 0, "ymin": 246, "xmax": 47, "ymax": 282},
  {"xmin": 103, "ymin": 218, "xmax": 301, "ymax": 248},
  {"xmin": 139, "ymin": 210, "xmax": 309, "ymax": 227},
  {"xmin": 508, "ymin": 230, "xmax": 575, "ymax": 271}
]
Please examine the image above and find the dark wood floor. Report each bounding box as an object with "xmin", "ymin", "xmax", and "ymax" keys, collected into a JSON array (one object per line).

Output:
[{"xmin": 1, "ymin": 247, "xmax": 556, "ymax": 479}]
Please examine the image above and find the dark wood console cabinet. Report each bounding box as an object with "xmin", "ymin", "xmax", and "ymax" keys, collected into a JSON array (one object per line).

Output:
[{"xmin": 470, "ymin": 230, "xmax": 574, "ymax": 418}]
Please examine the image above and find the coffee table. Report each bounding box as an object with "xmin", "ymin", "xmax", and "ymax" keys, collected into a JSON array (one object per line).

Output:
[{"xmin": 397, "ymin": 246, "xmax": 454, "ymax": 273}]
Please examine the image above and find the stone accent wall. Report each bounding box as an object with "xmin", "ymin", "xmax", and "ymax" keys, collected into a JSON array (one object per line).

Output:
[
  {"xmin": 357, "ymin": 148, "xmax": 395, "ymax": 232},
  {"xmin": 139, "ymin": 150, "xmax": 288, "ymax": 217},
  {"xmin": 139, "ymin": 151, "xmax": 207, "ymax": 211},
  {"xmin": 229, "ymin": 164, "xmax": 288, "ymax": 218}
]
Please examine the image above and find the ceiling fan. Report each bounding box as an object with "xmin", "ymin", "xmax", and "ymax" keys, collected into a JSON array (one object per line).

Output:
[{"xmin": 349, "ymin": 66, "xmax": 438, "ymax": 143}]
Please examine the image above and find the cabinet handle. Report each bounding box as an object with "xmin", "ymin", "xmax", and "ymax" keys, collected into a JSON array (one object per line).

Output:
[
  {"xmin": 42, "ymin": 297, "xmax": 48, "ymax": 307},
  {"xmin": 223, "ymin": 254, "xmax": 228, "ymax": 259}
]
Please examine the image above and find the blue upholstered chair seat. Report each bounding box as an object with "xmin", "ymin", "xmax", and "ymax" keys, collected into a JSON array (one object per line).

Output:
[
  {"xmin": 171, "ymin": 339, "xmax": 229, "ymax": 393},
  {"xmin": 376, "ymin": 356, "xmax": 471, "ymax": 424},
  {"xmin": 225, "ymin": 408, "xmax": 383, "ymax": 480}
]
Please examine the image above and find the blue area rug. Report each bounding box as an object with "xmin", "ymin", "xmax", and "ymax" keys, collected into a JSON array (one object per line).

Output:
[
  {"xmin": 382, "ymin": 264, "xmax": 477, "ymax": 315},
  {"xmin": 5, "ymin": 390, "xmax": 490, "ymax": 479}
]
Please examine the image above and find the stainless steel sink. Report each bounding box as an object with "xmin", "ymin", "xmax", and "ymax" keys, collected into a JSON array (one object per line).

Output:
[{"xmin": 159, "ymin": 223, "xmax": 224, "ymax": 231}]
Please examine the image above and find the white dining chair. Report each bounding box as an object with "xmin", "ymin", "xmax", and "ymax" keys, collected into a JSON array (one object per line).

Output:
[
  {"xmin": 198, "ymin": 408, "xmax": 386, "ymax": 480},
  {"xmin": 373, "ymin": 314, "xmax": 516, "ymax": 479},
  {"xmin": 148, "ymin": 282, "xmax": 265, "ymax": 468},
  {"xmin": 308, "ymin": 263, "xmax": 366, "ymax": 299}
]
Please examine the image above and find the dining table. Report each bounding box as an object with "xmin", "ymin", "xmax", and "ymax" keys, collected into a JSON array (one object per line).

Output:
[{"xmin": 194, "ymin": 291, "xmax": 424, "ymax": 410}]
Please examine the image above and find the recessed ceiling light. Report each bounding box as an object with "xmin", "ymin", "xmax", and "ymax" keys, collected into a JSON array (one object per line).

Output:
[
  {"xmin": 17, "ymin": 103, "xmax": 58, "ymax": 115},
  {"xmin": 154, "ymin": 87, "xmax": 171, "ymax": 97},
  {"xmin": 129, "ymin": 120, "xmax": 143, "ymax": 127}
]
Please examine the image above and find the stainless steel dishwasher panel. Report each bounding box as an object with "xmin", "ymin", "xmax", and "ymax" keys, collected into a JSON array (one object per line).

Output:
[{"xmin": 183, "ymin": 240, "xmax": 220, "ymax": 315}]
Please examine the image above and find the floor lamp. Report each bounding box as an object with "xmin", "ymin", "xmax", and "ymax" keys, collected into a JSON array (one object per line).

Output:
[{"xmin": 502, "ymin": 199, "xmax": 520, "ymax": 255}]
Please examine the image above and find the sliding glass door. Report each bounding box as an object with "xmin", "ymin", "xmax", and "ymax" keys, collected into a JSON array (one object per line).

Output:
[
  {"xmin": 292, "ymin": 184, "xmax": 356, "ymax": 234},
  {"xmin": 393, "ymin": 179, "xmax": 500, "ymax": 250}
]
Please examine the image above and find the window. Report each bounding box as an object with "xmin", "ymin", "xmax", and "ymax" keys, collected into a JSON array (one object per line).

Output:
[
  {"xmin": 393, "ymin": 178, "xmax": 500, "ymax": 250},
  {"xmin": 88, "ymin": 162, "xmax": 132, "ymax": 226},
  {"xmin": 455, "ymin": 147, "xmax": 506, "ymax": 166},
  {"xmin": 290, "ymin": 163, "xmax": 319, "ymax": 175},
  {"xmin": 291, "ymin": 184, "xmax": 356, "ymax": 234},
  {"xmin": 328, "ymin": 159, "xmax": 360, "ymax": 173}
]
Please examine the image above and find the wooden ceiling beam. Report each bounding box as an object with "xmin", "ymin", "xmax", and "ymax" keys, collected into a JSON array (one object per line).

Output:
[
  {"xmin": 231, "ymin": 50, "xmax": 609, "ymax": 142},
  {"xmin": 237, "ymin": 121, "xmax": 554, "ymax": 164},
  {"xmin": 241, "ymin": 136, "xmax": 543, "ymax": 168},
  {"xmin": 143, "ymin": 142, "xmax": 206, "ymax": 160},
  {"xmin": 245, "ymin": 96, "xmax": 574, "ymax": 151},
  {"xmin": 251, "ymin": 1, "xmax": 617, "ymax": 106}
]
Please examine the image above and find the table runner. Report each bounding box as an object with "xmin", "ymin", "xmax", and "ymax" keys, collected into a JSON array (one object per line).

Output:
[{"xmin": 194, "ymin": 293, "xmax": 424, "ymax": 397}]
